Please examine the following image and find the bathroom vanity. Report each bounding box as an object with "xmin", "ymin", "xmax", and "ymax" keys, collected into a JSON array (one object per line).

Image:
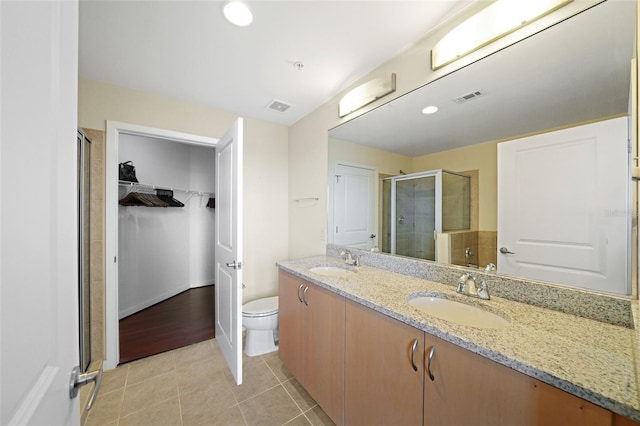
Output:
[{"xmin": 277, "ymin": 254, "xmax": 640, "ymax": 426}]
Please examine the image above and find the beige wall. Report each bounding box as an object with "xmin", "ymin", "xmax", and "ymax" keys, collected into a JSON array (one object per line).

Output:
[
  {"xmin": 78, "ymin": 78, "xmax": 289, "ymax": 303},
  {"xmin": 412, "ymin": 140, "xmax": 497, "ymax": 232},
  {"xmin": 328, "ymin": 138, "xmax": 413, "ymax": 176},
  {"xmin": 288, "ymin": 1, "xmax": 597, "ymax": 258}
]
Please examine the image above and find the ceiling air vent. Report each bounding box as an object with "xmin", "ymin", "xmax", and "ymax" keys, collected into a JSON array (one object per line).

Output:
[
  {"xmin": 453, "ymin": 90, "xmax": 484, "ymax": 104},
  {"xmin": 267, "ymin": 99, "xmax": 292, "ymax": 112}
]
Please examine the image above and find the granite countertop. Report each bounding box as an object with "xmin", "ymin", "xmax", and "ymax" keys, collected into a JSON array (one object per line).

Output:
[{"xmin": 277, "ymin": 255, "xmax": 640, "ymax": 421}]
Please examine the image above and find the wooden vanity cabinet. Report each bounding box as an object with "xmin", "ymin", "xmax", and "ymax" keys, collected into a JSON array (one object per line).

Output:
[
  {"xmin": 424, "ymin": 334, "xmax": 612, "ymax": 426},
  {"xmin": 278, "ymin": 270, "xmax": 345, "ymax": 425},
  {"xmin": 344, "ymin": 300, "xmax": 424, "ymax": 426},
  {"xmin": 280, "ymin": 269, "xmax": 638, "ymax": 425}
]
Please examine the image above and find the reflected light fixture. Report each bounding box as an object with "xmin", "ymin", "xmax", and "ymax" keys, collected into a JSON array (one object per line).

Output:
[
  {"xmin": 339, "ymin": 73, "xmax": 396, "ymax": 118},
  {"xmin": 431, "ymin": 0, "xmax": 571, "ymax": 70},
  {"xmin": 223, "ymin": 1, "xmax": 253, "ymax": 27},
  {"xmin": 422, "ymin": 105, "xmax": 439, "ymax": 115}
]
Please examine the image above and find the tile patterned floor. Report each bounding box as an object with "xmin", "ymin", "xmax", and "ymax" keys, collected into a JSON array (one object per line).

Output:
[{"xmin": 84, "ymin": 339, "xmax": 335, "ymax": 426}]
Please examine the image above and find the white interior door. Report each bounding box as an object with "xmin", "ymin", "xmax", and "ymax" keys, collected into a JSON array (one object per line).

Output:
[
  {"xmin": 1, "ymin": 0, "xmax": 83, "ymax": 424},
  {"xmin": 498, "ymin": 117, "xmax": 629, "ymax": 295},
  {"xmin": 215, "ymin": 118, "xmax": 244, "ymax": 385},
  {"xmin": 333, "ymin": 163, "xmax": 377, "ymax": 249}
]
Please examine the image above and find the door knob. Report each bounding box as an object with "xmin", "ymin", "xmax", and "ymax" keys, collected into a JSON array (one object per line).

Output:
[
  {"xmin": 499, "ymin": 247, "xmax": 515, "ymax": 255},
  {"xmin": 370, "ymin": 234, "xmax": 376, "ymax": 239},
  {"xmin": 226, "ymin": 260, "xmax": 242, "ymax": 269},
  {"xmin": 69, "ymin": 365, "xmax": 103, "ymax": 410}
]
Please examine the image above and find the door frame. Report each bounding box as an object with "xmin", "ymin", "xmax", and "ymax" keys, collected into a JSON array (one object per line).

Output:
[{"xmin": 105, "ymin": 121, "xmax": 218, "ymax": 370}]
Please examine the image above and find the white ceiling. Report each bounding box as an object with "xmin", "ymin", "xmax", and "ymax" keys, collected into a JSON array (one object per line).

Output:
[{"xmin": 79, "ymin": 0, "xmax": 473, "ymax": 127}]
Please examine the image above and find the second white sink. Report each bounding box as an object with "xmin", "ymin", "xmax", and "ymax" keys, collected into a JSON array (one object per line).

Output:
[
  {"xmin": 309, "ymin": 265, "xmax": 355, "ymax": 278},
  {"xmin": 408, "ymin": 295, "xmax": 509, "ymax": 329}
]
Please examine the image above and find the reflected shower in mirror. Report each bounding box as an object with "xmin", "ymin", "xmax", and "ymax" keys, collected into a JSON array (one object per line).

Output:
[{"xmin": 327, "ymin": 0, "xmax": 635, "ymax": 295}]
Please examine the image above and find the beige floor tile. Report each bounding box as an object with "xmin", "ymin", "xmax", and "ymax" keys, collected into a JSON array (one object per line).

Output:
[
  {"xmin": 263, "ymin": 352, "xmax": 293, "ymax": 383},
  {"xmin": 184, "ymin": 405, "xmax": 246, "ymax": 426},
  {"xmin": 226, "ymin": 358, "xmax": 280, "ymax": 403},
  {"xmin": 97, "ymin": 364, "xmax": 128, "ymax": 394},
  {"xmin": 118, "ymin": 396, "xmax": 182, "ymax": 426},
  {"xmin": 177, "ymin": 358, "xmax": 230, "ymax": 397},
  {"xmin": 282, "ymin": 378, "xmax": 317, "ymax": 412},
  {"xmin": 304, "ymin": 405, "xmax": 335, "ymax": 426},
  {"xmin": 180, "ymin": 376, "xmax": 239, "ymax": 425},
  {"xmin": 87, "ymin": 340, "xmax": 331, "ymax": 425},
  {"xmin": 174, "ymin": 340, "xmax": 217, "ymax": 366},
  {"xmin": 127, "ymin": 351, "xmax": 176, "ymax": 385},
  {"xmin": 120, "ymin": 371, "xmax": 179, "ymax": 416},
  {"xmin": 84, "ymin": 388, "xmax": 124, "ymax": 426},
  {"xmin": 240, "ymin": 347, "xmax": 273, "ymax": 368},
  {"xmin": 239, "ymin": 385, "xmax": 303, "ymax": 426}
]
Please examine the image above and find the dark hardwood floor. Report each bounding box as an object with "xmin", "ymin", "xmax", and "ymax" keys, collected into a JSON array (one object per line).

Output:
[{"xmin": 119, "ymin": 285, "xmax": 215, "ymax": 364}]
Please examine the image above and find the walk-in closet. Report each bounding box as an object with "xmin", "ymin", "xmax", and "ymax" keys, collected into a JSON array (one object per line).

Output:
[{"xmin": 117, "ymin": 133, "xmax": 216, "ymax": 363}]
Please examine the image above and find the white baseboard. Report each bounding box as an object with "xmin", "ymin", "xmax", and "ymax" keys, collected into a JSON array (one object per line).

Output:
[
  {"xmin": 189, "ymin": 281, "xmax": 215, "ymax": 289},
  {"xmin": 119, "ymin": 284, "xmax": 189, "ymax": 319}
]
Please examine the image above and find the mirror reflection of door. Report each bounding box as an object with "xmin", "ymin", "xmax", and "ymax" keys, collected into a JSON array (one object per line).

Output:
[
  {"xmin": 333, "ymin": 163, "xmax": 377, "ymax": 250},
  {"xmin": 498, "ymin": 117, "xmax": 630, "ymax": 296},
  {"xmin": 326, "ymin": 1, "xmax": 634, "ymax": 296}
]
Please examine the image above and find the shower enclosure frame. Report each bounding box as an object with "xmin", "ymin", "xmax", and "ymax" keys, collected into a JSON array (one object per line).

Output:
[
  {"xmin": 77, "ymin": 129, "xmax": 92, "ymax": 372},
  {"xmin": 384, "ymin": 169, "xmax": 470, "ymax": 261}
]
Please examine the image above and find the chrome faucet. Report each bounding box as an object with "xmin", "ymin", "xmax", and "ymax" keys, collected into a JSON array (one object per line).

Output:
[
  {"xmin": 456, "ymin": 273, "xmax": 490, "ymax": 300},
  {"xmin": 340, "ymin": 249, "xmax": 359, "ymax": 266}
]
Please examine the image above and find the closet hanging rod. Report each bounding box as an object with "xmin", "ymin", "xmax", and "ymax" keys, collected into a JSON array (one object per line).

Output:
[{"xmin": 118, "ymin": 180, "xmax": 214, "ymax": 197}]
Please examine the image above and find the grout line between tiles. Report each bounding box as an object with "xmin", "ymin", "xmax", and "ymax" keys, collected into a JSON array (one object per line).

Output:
[
  {"xmin": 280, "ymin": 378, "xmax": 318, "ymax": 421},
  {"xmin": 172, "ymin": 356, "xmax": 185, "ymax": 426},
  {"xmin": 234, "ymin": 381, "xmax": 284, "ymax": 405},
  {"xmin": 116, "ymin": 364, "xmax": 130, "ymax": 425}
]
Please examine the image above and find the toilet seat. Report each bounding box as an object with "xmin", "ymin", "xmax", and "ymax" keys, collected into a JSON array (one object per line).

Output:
[{"xmin": 242, "ymin": 296, "xmax": 278, "ymax": 318}]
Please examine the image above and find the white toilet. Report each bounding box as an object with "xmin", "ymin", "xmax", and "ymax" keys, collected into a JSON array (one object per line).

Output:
[{"xmin": 242, "ymin": 296, "xmax": 279, "ymax": 356}]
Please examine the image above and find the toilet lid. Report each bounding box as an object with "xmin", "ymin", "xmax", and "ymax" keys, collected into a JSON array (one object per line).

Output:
[{"xmin": 242, "ymin": 296, "xmax": 278, "ymax": 317}]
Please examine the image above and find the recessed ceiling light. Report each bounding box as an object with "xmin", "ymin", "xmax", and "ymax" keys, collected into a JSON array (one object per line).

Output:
[
  {"xmin": 422, "ymin": 105, "xmax": 439, "ymax": 115},
  {"xmin": 223, "ymin": 1, "xmax": 253, "ymax": 27}
]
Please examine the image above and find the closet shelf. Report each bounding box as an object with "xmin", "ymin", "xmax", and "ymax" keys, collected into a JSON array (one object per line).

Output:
[{"xmin": 119, "ymin": 180, "xmax": 214, "ymax": 197}]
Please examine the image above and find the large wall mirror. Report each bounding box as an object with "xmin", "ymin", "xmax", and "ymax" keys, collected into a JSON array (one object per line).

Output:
[{"xmin": 328, "ymin": 0, "xmax": 636, "ymax": 296}]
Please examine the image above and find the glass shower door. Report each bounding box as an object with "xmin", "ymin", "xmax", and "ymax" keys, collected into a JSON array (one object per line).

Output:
[
  {"xmin": 394, "ymin": 174, "xmax": 437, "ymax": 260},
  {"xmin": 382, "ymin": 169, "xmax": 470, "ymax": 262}
]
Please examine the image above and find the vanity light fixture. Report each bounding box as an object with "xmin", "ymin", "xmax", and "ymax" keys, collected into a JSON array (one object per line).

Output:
[
  {"xmin": 431, "ymin": 0, "xmax": 571, "ymax": 70},
  {"xmin": 339, "ymin": 73, "xmax": 396, "ymax": 118},
  {"xmin": 223, "ymin": 1, "xmax": 253, "ymax": 27},
  {"xmin": 422, "ymin": 105, "xmax": 439, "ymax": 115}
]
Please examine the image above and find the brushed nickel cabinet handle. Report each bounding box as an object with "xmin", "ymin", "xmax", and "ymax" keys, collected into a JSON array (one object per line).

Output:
[
  {"xmin": 297, "ymin": 283, "xmax": 304, "ymax": 303},
  {"xmin": 410, "ymin": 338, "xmax": 419, "ymax": 371},
  {"xmin": 303, "ymin": 286, "xmax": 309, "ymax": 306},
  {"xmin": 427, "ymin": 346, "xmax": 436, "ymax": 381}
]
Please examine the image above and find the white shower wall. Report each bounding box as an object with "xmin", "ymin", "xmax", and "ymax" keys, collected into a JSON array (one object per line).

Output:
[{"xmin": 118, "ymin": 134, "xmax": 216, "ymax": 319}]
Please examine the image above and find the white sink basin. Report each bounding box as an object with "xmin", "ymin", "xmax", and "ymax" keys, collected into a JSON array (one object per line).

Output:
[
  {"xmin": 309, "ymin": 266, "xmax": 355, "ymax": 278},
  {"xmin": 408, "ymin": 296, "xmax": 509, "ymax": 329}
]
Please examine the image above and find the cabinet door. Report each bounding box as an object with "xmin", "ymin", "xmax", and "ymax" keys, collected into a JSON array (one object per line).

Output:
[
  {"xmin": 424, "ymin": 334, "xmax": 612, "ymax": 426},
  {"xmin": 304, "ymin": 283, "xmax": 345, "ymax": 425},
  {"xmin": 345, "ymin": 300, "xmax": 424, "ymax": 426},
  {"xmin": 278, "ymin": 270, "xmax": 305, "ymax": 380}
]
